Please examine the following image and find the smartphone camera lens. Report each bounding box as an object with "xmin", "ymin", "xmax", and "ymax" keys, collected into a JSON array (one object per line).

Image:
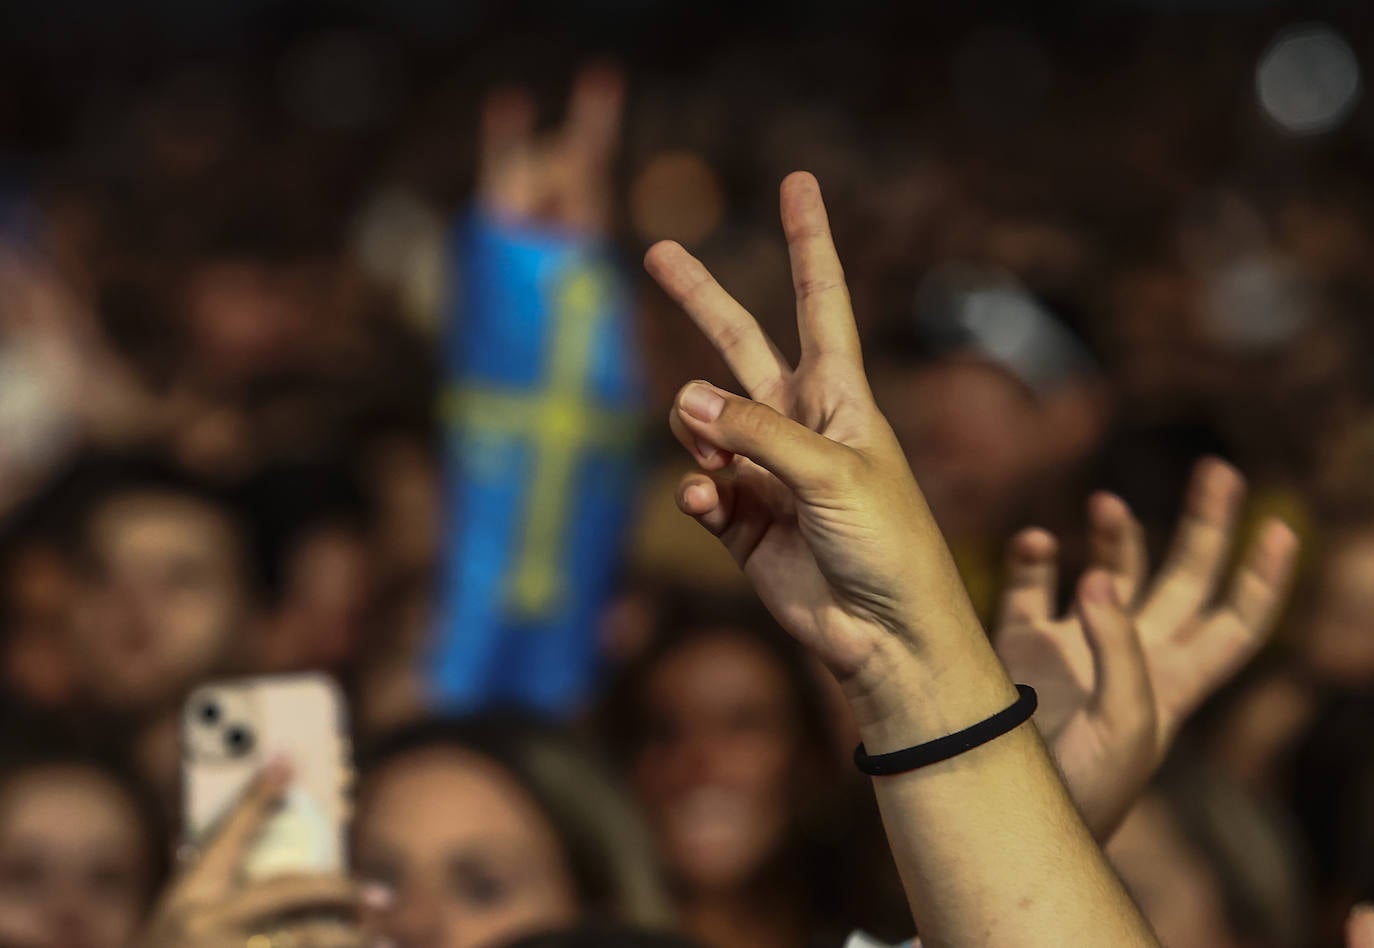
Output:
[
  {"xmin": 224, "ymin": 725, "xmax": 255, "ymax": 757},
  {"xmin": 198, "ymin": 700, "xmax": 220, "ymax": 725}
]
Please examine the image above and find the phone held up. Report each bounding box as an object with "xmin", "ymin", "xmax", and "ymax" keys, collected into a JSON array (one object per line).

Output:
[{"xmin": 181, "ymin": 672, "xmax": 351, "ymax": 879}]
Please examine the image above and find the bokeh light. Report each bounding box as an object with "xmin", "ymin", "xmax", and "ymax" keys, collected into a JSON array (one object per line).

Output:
[
  {"xmin": 1200, "ymin": 253, "xmax": 1313, "ymax": 352},
  {"xmin": 630, "ymin": 150, "xmax": 725, "ymax": 246},
  {"xmin": 1256, "ymin": 24, "xmax": 1362, "ymax": 135}
]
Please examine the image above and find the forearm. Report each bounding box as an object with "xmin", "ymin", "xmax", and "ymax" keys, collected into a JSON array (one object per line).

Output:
[
  {"xmin": 848, "ymin": 630, "xmax": 1159, "ymax": 948},
  {"xmin": 646, "ymin": 172, "xmax": 1159, "ymax": 947}
]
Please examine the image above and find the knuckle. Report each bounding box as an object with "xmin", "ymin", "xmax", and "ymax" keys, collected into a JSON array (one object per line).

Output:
[
  {"xmin": 819, "ymin": 448, "xmax": 865, "ymax": 491},
  {"xmin": 712, "ymin": 318, "xmax": 749, "ymax": 355},
  {"xmin": 752, "ymin": 374, "xmax": 786, "ymax": 407},
  {"xmin": 793, "ymin": 276, "xmax": 847, "ymax": 301},
  {"xmin": 726, "ymin": 400, "xmax": 775, "ymax": 442},
  {"xmin": 790, "ymin": 220, "xmax": 828, "ymax": 241},
  {"xmin": 680, "ymin": 270, "xmax": 715, "ymax": 305}
]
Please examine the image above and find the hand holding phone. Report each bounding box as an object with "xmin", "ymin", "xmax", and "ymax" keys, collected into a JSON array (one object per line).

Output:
[
  {"xmin": 182, "ymin": 673, "xmax": 351, "ymax": 879},
  {"xmin": 139, "ymin": 760, "xmax": 388, "ymax": 948}
]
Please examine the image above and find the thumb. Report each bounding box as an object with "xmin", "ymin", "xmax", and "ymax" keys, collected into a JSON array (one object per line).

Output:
[{"xmin": 673, "ymin": 381, "xmax": 851, "ymax": 493}]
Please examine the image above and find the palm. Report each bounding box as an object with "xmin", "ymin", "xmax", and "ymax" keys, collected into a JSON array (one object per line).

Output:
[
  {"xmin": 648, "ymin": 174, "xmax": 966, "ymax": 679},
  {"xmin": 730, "ymin": 394, "xmax": 883, "ymax": 672},
  {"xmin": 996, "ymin": 611, "xmax": 1093, "ymax": 738}
]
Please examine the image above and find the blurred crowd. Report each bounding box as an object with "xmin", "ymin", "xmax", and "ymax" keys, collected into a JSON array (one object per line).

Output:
[{"xmin": 3, "ymin": 3, "xmax": 1374, "ymax": 947}]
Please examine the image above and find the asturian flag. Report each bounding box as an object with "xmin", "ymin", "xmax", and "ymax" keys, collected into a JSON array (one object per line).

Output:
[{"xmin": 429, "ymin": 209, "xmax": 641, "ymax": 713}]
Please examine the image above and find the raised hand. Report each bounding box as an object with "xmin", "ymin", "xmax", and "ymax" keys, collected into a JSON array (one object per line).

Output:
[
  {"xmin": 478, "ymin": 64, "xmax": 624, "ymax": 234},
  {"xmin": 647, "ymin": 172, "xmax": 993, "ymax": 707},
  {"xmin": 649, "ymin": 173, "xmax": 1161, "ymax": 947},
  {"xmin": 994, "ymin": 459, "xmax": 1298, "ymax": 838},
  {"xmin": 136, "ymin": 762, "xmax": 387, "ymax": 948}
]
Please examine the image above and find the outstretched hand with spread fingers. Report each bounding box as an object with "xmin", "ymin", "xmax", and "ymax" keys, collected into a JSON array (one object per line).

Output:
[{"xmin": 994, "ymin": 459, "xmax": 1299, "ymax": 838}]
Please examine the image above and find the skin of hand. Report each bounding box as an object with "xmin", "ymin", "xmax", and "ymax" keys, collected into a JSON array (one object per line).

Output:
[
  {"xmin": 647, "ymin": 171, "xmax": 1158, "ymax": 947},
  {"xmin": 994, "ymin": 459, "xmax": 1299, "ymax": 840},
  {"xmin": 477, "ymin": 64, "xmax": 624, "ymax": 235},
  {"xmin": 1349, "ymin": 905, "xmax": 1374, "ymax": 948},
  {"xmin": 135, "ymin": 761, "xmax": 390, "ymax": 948}
]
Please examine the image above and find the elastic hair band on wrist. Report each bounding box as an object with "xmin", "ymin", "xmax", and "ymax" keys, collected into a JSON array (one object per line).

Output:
[{"xmin": 853, "ymin": 684, "xmax": 1038, "ymax": 777}]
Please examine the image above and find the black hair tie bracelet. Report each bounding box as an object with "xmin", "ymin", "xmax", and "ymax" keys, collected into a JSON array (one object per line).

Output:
[{"xmin": 853, "ymin": 684, "xmax": 1039, "ymax": 777}]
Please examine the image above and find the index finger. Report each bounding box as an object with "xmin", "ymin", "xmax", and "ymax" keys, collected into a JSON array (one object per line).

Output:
[
  {"xmin": 779, "ymin": 171, "xmax": 862, "ymax": 363},
  {"xmin": 477, "ymin": 86, "xmax": 537, "ymax": 204},
  {"xmin": 181, "ymin": 758, "xmax": 293, "ymax": 897},
  {"xmin": 644, "ymin": 240, "xmax": 792, "ymax": 406}
]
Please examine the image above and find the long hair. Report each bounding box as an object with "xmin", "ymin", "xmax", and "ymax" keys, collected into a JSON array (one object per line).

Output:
[
  {"xmin": 357, "ymin": 711, "xmax": 673, "ymax": 929},
  {"xmin": 595, "ymin": 589, "xmax": 913, "ymax": 942}
]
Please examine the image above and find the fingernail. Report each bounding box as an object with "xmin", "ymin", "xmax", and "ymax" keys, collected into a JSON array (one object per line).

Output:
[
  {"xmin": 361, "ymin": 882, "xmax": 395, "ymax": 910},
  {"xmin": 696, "ymin": 438, "xmax": 718, "ymax": 462},
  {"xmin": 684, "ymin": 483, "xmax": 709, "ymax": 509},
  {"xmin": 680, "ymin": 383, "xmax": 725, "ymax": 422}
]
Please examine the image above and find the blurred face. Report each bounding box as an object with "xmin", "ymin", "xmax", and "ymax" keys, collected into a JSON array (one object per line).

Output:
[
  {"xmin": 354, "ymin": 749, "xmax": 579, "ymax": 948},
  {"xmin": 185, "ymin": 260, "xmax": 306, "ymax": 380},
  {"xmin": 877, "ymin": 360, "xmax": 1041, "ymax": 539},
  {"xmin": 631, "ymin": 632, "xmax": 802, "ymax": 894},
  {"xmin": 70, "ymin": 492, "xmax": 246, "ymax": 709},
  {"xmin": 0, "ymin": 766, "xmax": 150, "ymax": 948},
  {"xmin": 1306, "ymin": 532, "xmax": 1374, "ymax": 685},
  {"xmin": 264, "ymin": 526, "xmax": 370, "ymax": 671}
]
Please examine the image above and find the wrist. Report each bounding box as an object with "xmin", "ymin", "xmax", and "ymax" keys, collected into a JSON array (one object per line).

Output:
[{"xmin": 842, "ymin": 625, "xmax": 1020, "ymax": 755}]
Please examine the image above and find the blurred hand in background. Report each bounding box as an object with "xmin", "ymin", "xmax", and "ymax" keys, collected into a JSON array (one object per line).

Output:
[
  {"xmin": 478, "ymin": 65, "xmax": 624, "ymax": 235},
  {"xmin": 995, "ymin": 458, "xmax": 1299, "ymax": 839}
]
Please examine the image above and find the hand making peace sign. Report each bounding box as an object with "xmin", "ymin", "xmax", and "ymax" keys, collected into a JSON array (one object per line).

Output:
[{"xmin": 647, "ymin": 172, "xmax": 1013, "ymax": 733}]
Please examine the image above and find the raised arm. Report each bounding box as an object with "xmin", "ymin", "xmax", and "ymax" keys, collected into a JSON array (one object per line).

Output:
[{"xmin": 646, "ymin": 171, "xmax": 1158, "ymax": 947}]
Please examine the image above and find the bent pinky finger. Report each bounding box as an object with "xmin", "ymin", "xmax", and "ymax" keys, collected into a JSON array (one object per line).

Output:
[{"xmin": 677, "ymin": 472, "xmax": 734, "ymax": 536}]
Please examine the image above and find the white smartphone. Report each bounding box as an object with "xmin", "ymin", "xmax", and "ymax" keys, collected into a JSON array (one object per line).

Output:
[{"xmin": 182, "ymin": 672, "xmax": 351, "ymax": 879}]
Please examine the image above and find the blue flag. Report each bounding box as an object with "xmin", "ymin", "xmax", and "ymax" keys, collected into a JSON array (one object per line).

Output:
[{"xmin": 429, "ymin": 210, "xmax": 642, "ymax": 713}]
